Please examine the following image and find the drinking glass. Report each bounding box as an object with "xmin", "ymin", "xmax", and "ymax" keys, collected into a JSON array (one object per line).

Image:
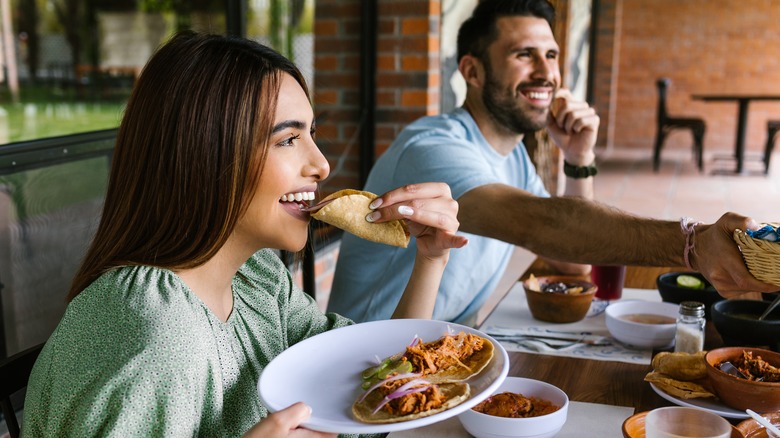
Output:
[
  {"xmin": 587, "ymin": 265, "xmax": 626, "ymax": 316},
  {"xmin": 645, "ymin": 407, "xmax": 732, "ymax": 438}
]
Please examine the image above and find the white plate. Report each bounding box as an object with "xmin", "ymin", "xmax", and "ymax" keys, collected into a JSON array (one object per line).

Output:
[
  {"xmin": 649, "ymin": 382, "xmax": 748, "ymax": 419},
  {"xmin": 257, "ymin": 319, "xmax": 509, "ymax": 434}
]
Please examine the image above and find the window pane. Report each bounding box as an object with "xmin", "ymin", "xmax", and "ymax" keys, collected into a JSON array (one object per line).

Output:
[
  {"xmin": 0, "ymin": 0, "xmax": 227, "ymax": 145},
  {"xmin": 246, "ymin": 0, "xmax": 314, "ymax": 90}
]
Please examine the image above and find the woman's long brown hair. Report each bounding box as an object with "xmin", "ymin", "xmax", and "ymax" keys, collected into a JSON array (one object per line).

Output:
[{"xmin": 67, "ymin": 32, "xmax": 310, "ymax": 301}]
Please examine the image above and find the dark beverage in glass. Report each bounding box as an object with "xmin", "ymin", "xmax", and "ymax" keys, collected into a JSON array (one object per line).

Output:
[{"xmin": 591, "ymin": 265, "xmax": 626, "ymax": 301}]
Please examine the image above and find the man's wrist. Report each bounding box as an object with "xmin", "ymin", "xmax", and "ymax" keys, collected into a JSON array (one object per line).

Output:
[{"xmin": 563, "ymin": 160, "xmax": 598, "ymax": 179}]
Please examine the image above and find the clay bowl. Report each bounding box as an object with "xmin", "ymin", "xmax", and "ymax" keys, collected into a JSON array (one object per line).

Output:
[
  {"xmin": 704, "ymin": 346, "xmax": 780, "ymax": 413},
  {"xmin": 622, "ymin": 411, "xmax": 744, "ymax": 438},
  {"xmin": 711, "ymin": 299, "xmax": 780, "ymax": 352},
  {"xmin": 522, "ymin": 276, "xmax": 597, "ymax": 323},
  {"xmin": 656, "ymin": 272, "xmax": 724, "ymax": 320},
  {"xmin": 736, "ymin": 412, "xmax": 780, "ymax": 438}
]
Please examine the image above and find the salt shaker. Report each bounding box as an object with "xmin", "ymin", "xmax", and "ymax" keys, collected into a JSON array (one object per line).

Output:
[{"xmin": 674, "ymin": 301, "xmax": 705, "ymax": 353}]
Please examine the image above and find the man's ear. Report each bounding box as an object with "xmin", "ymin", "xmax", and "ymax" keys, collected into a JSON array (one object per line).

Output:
[{"xmin": 458, "ymin": 54, "xmax": 484, "ymax": 88}]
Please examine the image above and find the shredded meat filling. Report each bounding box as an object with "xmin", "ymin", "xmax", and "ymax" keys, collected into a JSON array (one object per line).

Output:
[
  {"xmin": 733, "ymin": 351, "xmax": 780, "ymax": 382},
  {"xmin": 379, "ymin": 378, "xmax": 445, "ymax": 416},
  {"xmin": 405, "ymin": 332, "xmax": 485, "ymax": 375}
]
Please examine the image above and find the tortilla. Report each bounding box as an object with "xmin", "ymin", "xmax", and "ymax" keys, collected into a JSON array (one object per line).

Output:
[
  {"xmin": 422, "ymin": 334, "xmax": 494, "ymax": 383},
  {"xmin": 644, "ymin": 371, "xmax": 716, "ymax": 399},
  {"xmin": 311, "ymin": 189, "xmax": 410, "ymax": 248},
  {"xmin": 352, "ymin": 381, "xmax": 470, "ymax": 424},
  {"xmin": 651, "ymin": 351, "xmax": 707, "ymax": 381}
]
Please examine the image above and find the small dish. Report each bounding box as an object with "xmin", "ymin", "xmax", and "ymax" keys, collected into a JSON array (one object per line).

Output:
[
  {"xmin": 522, "ymin": 275, "xmax": 597, "ymax": 323},
  {"xmin": 605, "ymin": 301, "xmax": 678, "ymax": 349},
  {"xmin": 736, "ymin": 412, "xmax": 780, "ymax": 438},
  {"xmin": 622, "ymin": 411, "xmax": 744, "ymax": 438},
  {"xmin": 458, "ymin": 377, "xmax": 568, "ymax": 438}
]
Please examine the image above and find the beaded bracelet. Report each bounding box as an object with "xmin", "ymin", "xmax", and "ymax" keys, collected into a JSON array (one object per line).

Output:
[{"xmin": 680, "ymin": 217, "xmax": 702, "ymax": 270}]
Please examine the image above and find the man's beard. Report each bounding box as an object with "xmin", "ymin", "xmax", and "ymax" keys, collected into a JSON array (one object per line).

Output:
[{"xmin": 481, "ymin": 61, "xmax": 549, "ymax": 135}]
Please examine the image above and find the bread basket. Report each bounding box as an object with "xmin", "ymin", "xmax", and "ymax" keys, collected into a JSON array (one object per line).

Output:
[{"xmin": 733, "ymin": 222, "xmax": 780, "ymax": 287}]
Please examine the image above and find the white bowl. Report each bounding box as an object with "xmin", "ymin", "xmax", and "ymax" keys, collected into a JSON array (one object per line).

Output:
[
  {"xmin": 605, "ymin": 300, "xmax": 678, "ymax": 349},
  {"xmin": 457, "ymin": 377, "xmax": 569, "ymax": 438}
]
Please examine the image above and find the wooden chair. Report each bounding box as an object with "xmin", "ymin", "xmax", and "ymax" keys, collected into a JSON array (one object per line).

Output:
[
  {"xmin": 1, "ymin": 343, "xmax": 44, "ymax": 438},
  {"xmin": 653, "ymin": 78, "xmax": 706, "ymax": 172},
  {"xmin": 764, "ymin": 120, "xmax": 780, "ymax": 174}
]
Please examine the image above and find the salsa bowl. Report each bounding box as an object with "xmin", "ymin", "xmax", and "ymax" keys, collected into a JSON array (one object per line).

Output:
[
  {"xmin": 605, "ymin": 301, "xmax": 678, "ymax": 349},
  {"xmin": 458, "ymin": 377, "xmax": 568, "ymax": 438}
]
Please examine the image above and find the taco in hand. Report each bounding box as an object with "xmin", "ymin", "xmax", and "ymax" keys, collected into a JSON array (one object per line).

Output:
[
  {"xmin": 309, "ymin": 189, "xmax": 410, "ymax": 248},
  {"xmin": 353, "ymin": 331, "xmax": 494, "ymax": 423}
]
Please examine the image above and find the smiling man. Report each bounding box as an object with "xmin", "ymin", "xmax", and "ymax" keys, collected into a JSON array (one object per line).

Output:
[{"xmin": 327, "ymin": 0, "xmax": 775, "ymax": 325}]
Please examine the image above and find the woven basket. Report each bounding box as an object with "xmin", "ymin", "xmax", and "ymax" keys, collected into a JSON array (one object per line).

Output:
[{"xmin": 733, "ymin": 222, "xmax": 780, "ymax": 287}]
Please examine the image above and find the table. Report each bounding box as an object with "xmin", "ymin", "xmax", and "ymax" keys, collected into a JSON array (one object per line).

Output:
[
  {"xmin": 691, "ymin": 94, "xmax": 780, "ymax": 174},
  {"xmin": 485, "ymin": 260, "xmax": 724, "ymax": 414}
]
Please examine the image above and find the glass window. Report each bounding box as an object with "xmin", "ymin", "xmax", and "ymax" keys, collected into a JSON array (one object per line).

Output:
[{"xmin": 1, "ymin": 0, "xmax": 227, "ymax": 145}]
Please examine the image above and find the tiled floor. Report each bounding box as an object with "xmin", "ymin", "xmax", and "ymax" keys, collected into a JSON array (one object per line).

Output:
[{"xmin": 594, "ymin": 147, "xmax": 780, "ymax": 224}]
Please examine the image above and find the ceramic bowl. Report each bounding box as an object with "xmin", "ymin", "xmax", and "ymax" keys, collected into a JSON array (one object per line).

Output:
[
  {"xmin": 604, "ymin": 301, "xmax": 678, "ymax": 349},
  {"xmin": 704, "ymin": 347, "xmax": 780, "ymax": 412},
  {"xmin": 736, "ymin": 411, "xmax": 780, "ymax": 438},
  {"xmin": 711, "ymin": 299, "xmax": 780, "ymax": 352},
  {"xmin": 522, "ymin": 275, "xmax": 597, "ymax": 323},
  {"xmin": 458, "ymin": 377, "xmax": 569, "ymax": 438},
  {"xmin": 622, "ymin": 410, "xmax": 744, "ymax": 438},
  {"xmin": 656, "ymin": 272, "xmax": 724, "ymax": 320}
]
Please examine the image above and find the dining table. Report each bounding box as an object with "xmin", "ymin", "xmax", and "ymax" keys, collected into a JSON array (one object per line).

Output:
[
  {"xmin": 388, "ymin": 260, "xmax": 732, "ymax": 437},
  {"xmin": 691, "ymin": 94, "xmax": 780, "ymax": 174}
]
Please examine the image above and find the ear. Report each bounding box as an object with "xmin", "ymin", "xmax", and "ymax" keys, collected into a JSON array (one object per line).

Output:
[{"xmin": 458, "ymin": 54, "xmax": 484, "ymax": 89}]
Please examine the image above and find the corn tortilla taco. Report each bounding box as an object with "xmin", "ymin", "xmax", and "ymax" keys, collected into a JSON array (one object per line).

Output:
[
  {"xmin": 352, "ymin": 379, "xmax": 470, "ymax": 423},
  {"xmin": 310, "ymin": 189, "xmax": 410, "ymax": 248},
  {"xmin": 353, "ymin": 331, "xmax": 494, "ymax": 423}
]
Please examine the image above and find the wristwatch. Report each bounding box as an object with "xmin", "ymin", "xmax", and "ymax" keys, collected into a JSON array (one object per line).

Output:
[{"xmin": 563, "ymin": 160, "xmax": 598, "ymax": 179}]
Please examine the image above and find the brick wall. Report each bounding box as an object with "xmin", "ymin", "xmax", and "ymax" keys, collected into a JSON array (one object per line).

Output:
[
  {"xmin": 313, "ymin": 0, "xmax": 441, "ymax": 194},
  {"xmin": 594, "ymin": 0, "xmax": 780, "ymax": 155}
]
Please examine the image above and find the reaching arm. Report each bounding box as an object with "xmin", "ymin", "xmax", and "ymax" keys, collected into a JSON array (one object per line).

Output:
[
  {"xmin": 536, "ymin": 88, "xmax": 598, "ymax": 274},
  {"xmin": 457, "ymin": 183, "xmax": 777, "ymax": 297}
]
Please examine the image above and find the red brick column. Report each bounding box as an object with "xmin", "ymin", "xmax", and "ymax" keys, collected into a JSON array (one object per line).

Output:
[{"xmin": 314, "ymin": 0, "xmax": 441, "ymax": 193}]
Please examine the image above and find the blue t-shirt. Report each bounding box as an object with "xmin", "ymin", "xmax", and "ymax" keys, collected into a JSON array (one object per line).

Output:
[{"xmin": 327, "ymin": 108, "xmax": 549, "ymax": 324}]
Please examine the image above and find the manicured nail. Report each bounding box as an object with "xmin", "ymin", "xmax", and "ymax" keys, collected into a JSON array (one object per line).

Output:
[
  {"xmin": 398, "ymin": 206, "xmax": 414, "ymax": 216},
  {"xmin": 369, "ymin": 198, "xmax": 383, "ymax": 209},
  {"xmin": 366, "ymin": 211, "xmax": 380, "ymax": 222}
]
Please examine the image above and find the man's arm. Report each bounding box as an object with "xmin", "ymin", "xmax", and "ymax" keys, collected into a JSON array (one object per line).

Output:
[
  {"xmin": 537, "ymin": 88, "xmax": 597, "ymax": 274},
  {"xmin": 457, "ymin": 183, "xmax": 776, "ymax": 297}
]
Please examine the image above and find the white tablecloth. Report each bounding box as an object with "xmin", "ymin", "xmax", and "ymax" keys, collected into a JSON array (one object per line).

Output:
[
  {"xmin": 386, "ymin": 400, "xmax": 635, "ymax": 438},
  {"xmin": 481, "ymin": 285, "xmax": 664, "ymax": 365}
]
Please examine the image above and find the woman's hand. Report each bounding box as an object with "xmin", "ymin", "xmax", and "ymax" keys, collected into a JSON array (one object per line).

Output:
[
  {"xmin": 243, "ymin": 403, "xmax": 335, "ymax": 438},
  {"xmin": 368, "ymin": 182, "xmax": 468, "ymax": 259}
]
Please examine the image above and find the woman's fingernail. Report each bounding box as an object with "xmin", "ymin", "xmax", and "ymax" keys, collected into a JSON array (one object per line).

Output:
[
  {"xmin": 398, "ymin": 206, "xmax": 414, "ymax": 216},
  {"xmin": 369, "ymin": 198, "xmax": 383, "ymax": 209},
  {"xmin": 366, "ymin": 211, "xmax": 380, "ymax": 222}
]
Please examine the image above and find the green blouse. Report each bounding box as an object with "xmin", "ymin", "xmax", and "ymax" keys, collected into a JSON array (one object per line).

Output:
[{"xmin": 22, "ymin": 249, "xmax": 354, "ymax": 437}]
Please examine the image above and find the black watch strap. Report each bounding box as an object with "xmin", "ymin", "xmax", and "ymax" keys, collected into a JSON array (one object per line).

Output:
[{"xmin": 563, "ymin": 160, "xmax": 598, "ymax": 179}]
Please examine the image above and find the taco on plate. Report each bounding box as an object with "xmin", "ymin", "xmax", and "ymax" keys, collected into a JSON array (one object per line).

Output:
[
  {"xmin": 353, "ymin": 331, "xmax": 494, "ymax": 423},
  {"xmin": 352, "ymin": 376, "xmax": 470, "ymax": 423},
  {"xmin": 309, "ymin": 189, "xmax": 410, "ymax": 248}
]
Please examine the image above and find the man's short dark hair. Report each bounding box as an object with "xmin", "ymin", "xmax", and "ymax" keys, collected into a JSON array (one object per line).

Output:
[{"xmin": 456, "ymin": 0, "xmax": 556, "ymax": 62}]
